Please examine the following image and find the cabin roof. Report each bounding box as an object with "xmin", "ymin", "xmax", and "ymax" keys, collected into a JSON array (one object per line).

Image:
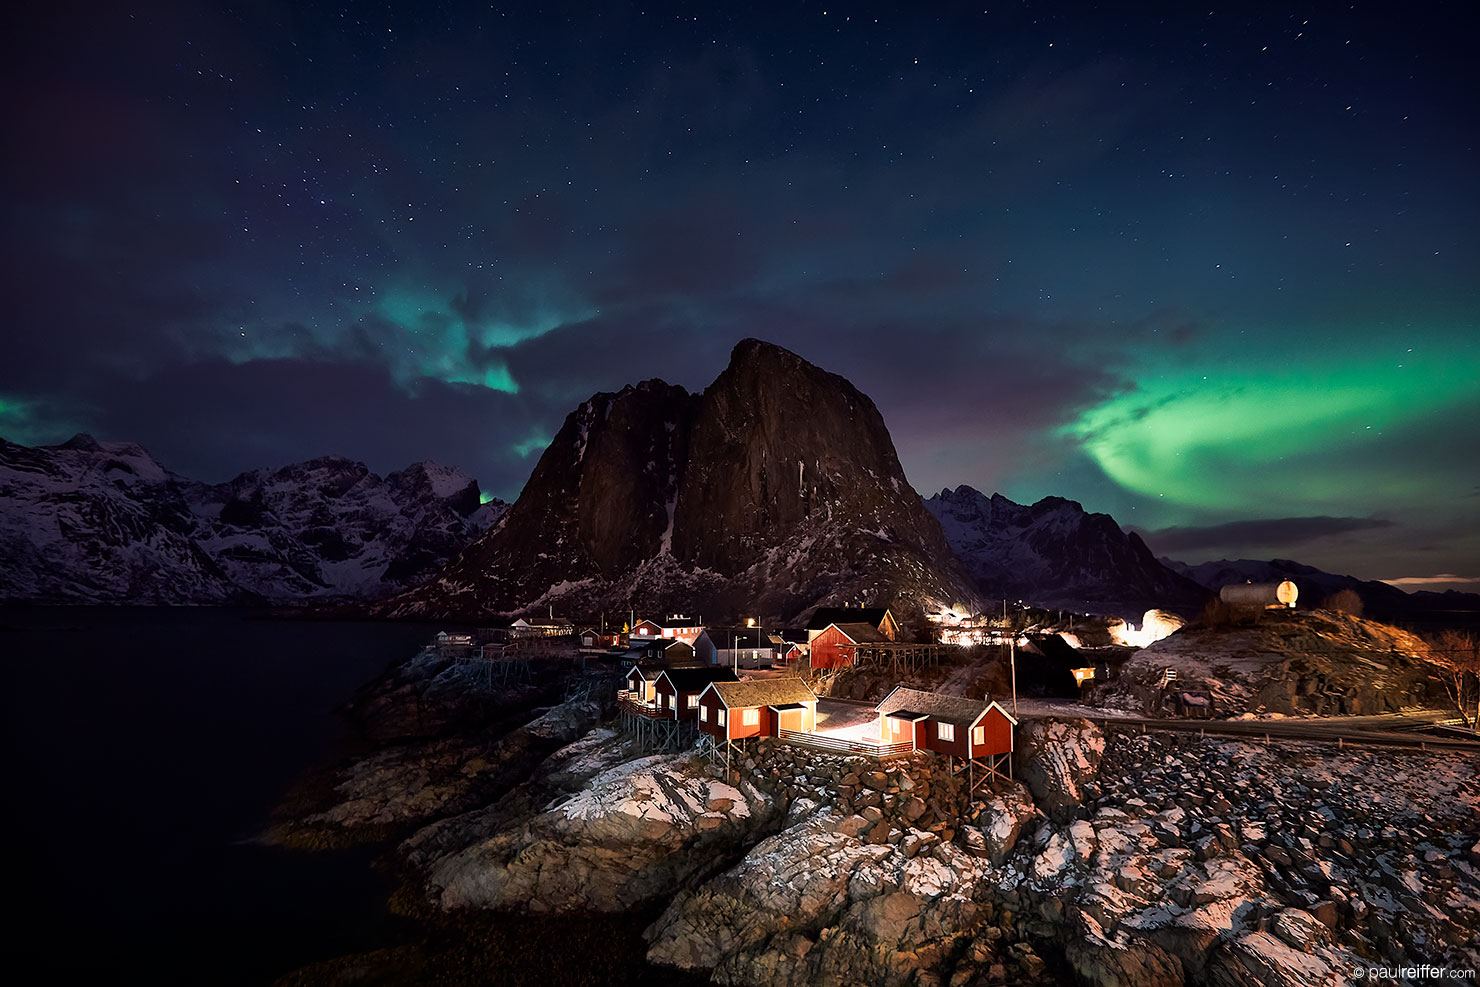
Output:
[
  {"xmin": 824, "ymin": 621, "xmax": 889, "ymax": 644},
  {"xmin": 706, "ymin": 626, "xmax": 771, "ymax": 647},
  {"xmin": 657, "ymin": 666, "xmax": 739, "ymax": 691},
  {"xmin": 807, "ymin": 607, "xmax": 893, "ymax": 630},
  {"xmin": 875, "ymin": 686, "xmax": 1015, "ymax": 727},
  {"xmin": 705, "ymin": 678, "xmax": 817, "ymax": 709}
]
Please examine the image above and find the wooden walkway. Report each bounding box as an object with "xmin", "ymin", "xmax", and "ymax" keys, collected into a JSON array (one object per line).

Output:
[{"xmin": 779, "ymin": 729, "xmax": 915, "ymax": 760}]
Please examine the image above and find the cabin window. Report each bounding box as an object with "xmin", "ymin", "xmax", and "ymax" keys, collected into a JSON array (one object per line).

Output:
[
  {"xmin": 937, "ymin": 722, "xmax": 955, "ymax": 742},
  {"xmin": 717, "ymin": 709, "xmax": 727, "ymax": 726},
  {"xmin": 890, "ymin": 718, "xmax": 902, "ymax": 736},
  {"xmin": 743, "ymin": 708, "xmax": 760, "ymax": 727},
  {"xmin": 686, "ymin": 695, "xmax": 699, "ymax": 709},
  {"xmin": 972, "ymin": 726, "xmax": 985, "ymax": 747},
  {"xmin": 699, "ymin": 706, "xmax": 708, "ymax": 722}
]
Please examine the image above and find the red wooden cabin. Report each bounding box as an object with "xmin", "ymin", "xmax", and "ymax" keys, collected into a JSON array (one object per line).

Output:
[
  {"xmin": 696, "ymin": 679, "xmax": 818, "ymax": 741},
  {"xmin": 873, "ymin": 686, "xmax": 1017, "ymax": 762},
  {"xmin": 809, "ymin": 621, "xmax": 888, "ymax": 670},
  {"xmin": 806, "ymin": 606, "xmax": 898, "ymax": 642},
  {"xmin": 653, "ymin": 666, "xmax": 739, "ymax": 720},
  {"xmin": 623, "ymin": 662, "xmax": 665, "ymax": 705}
]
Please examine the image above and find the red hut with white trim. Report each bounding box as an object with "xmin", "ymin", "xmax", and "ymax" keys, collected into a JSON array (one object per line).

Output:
[
  {"xmin": 808, "ymin": 622, "xmax": 888, "ymax": 670},
  {"xmin": 874, "ymin": 687, "xmax": 1017, "ymax": 786},
  {"xmin": 653, "ymin": 666, "xmax": 739, "ymax": 720}
]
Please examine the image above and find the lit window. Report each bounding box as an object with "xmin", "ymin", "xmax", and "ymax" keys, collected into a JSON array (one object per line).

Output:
[
  {"xmin": 891, "ymin": 718, "xmax": 902, "ymax": 735},
  {"xmin": 717, "ymin": 709, "xmax": 727, "ymax": 726},
  {"xmin": 972, "ymin": 726, "xmax": 984, "ymax": 746},
  {"xmin": 687, "ymin": 695, "xmax": 698, "ymax": 709},
  {"xmin": 937, "ymin": 722, "xmax": 955, "ymax": 742},
  {"xmin": 699, "ymin": 706, "xmax": 708, "ymax": 722},
  {"xmin": 743, "ymin": 709, "xmax": 760, "ymax": 726}
]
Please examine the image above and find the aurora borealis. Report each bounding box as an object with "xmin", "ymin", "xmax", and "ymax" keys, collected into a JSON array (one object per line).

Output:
[{"xmin": 4, "ymin": 1, "xmax": 1476, "ymax": 588}]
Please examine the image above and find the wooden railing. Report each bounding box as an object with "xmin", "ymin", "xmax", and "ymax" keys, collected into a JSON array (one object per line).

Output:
[
  {"xmin": 617, "ymin": 692, "xmax": 669, "ymax": 719},
  {"xmin": 779, "ymin": 729, "xmax": 915, "ymax": 759}
]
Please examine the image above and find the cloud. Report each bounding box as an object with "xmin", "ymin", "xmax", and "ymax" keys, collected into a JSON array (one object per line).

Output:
[
  {"xmin": 1380, "ymin": 574, "xmax": 1480, "ymax": 588},
  {"xmin": 1137, "ymin": 516, "xmax": 1396, "ymax": 555}
]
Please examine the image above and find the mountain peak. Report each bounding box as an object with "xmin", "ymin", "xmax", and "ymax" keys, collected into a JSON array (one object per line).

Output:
[
  {"xmin": 57, "ymin": 433, "xmax": 103, "ymax": 452},
  {"xmin": 385, "ymin": 338, "xmax": 976, "ymax": 621}
]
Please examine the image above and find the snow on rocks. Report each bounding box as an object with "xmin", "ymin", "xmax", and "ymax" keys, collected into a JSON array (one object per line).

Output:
[
  {"xmin": 646, "ymin": 808, "xmax": 1001, "ymax": 987},
  {"xmin": 1014, "ymin": 716, "xmax": 1106, "ymax": 823},
  {"xmin": 427, "ymin": 751, "xmax": 779, "ymax": 913}
]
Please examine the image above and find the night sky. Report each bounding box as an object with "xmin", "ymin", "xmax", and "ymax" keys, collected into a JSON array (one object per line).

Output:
[{"xmin": 5, "ymin": 1, "xmax": 1477, "ymax": 589}]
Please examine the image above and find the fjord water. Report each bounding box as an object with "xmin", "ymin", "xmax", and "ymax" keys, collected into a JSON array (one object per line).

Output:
[{"xmin": 1, "ymin": 608, "xmax": 434, "ymax": 985}]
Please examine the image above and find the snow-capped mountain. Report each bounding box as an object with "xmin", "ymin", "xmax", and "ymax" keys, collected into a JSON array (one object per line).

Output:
[
  {"xmin": 923, "ymin": 486, "xmax": 1209, "ymax": 617},
  {"xmin": 0, "ymin": 434, "xmax": 506, "ymax": 604},
  {"xmin": 382, "ymin": 339, "xmax": 979, "ymax": 623}
]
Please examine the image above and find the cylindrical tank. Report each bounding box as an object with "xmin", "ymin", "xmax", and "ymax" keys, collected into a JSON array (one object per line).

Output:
[{"xmin": 1219, "ymin": 581, "xmax": 1298, "ymax": 609}]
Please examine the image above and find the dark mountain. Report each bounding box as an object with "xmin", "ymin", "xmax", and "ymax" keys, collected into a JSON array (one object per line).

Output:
[
  {"xmin": 1164, "ymin": 557, "xmax": 1480, "ymax": 622},
  {"xmin": 923, "ymin": 486, "xmax": 1210, "ymax": 618},
  {"xmin": 0, "ymin": 436, "xmax": 505, "ymax": 604},
  {"xmin": 383, "ymin": 339, "xmax": 979, "ymax": 622}
]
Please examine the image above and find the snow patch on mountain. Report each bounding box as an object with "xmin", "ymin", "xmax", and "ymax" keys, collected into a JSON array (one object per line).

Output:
[{"xmin": 0, "ymin": 435, "xmax": 506, "ymax": 604}]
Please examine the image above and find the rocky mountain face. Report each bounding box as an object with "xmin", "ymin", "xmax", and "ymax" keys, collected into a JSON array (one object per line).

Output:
[
  {"xmin": 386, "ymin": 339, "xmax": 978, "ymax": 622},
  {"xmin": 0, "ymin": 434, "xmax": 505, "ymax": 604},
  {"xmin": 924, "ymin": 486, "xmax": 1209, "ymax": 618}
]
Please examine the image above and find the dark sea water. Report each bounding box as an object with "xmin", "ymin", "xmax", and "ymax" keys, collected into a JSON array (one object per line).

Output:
[{"xmin": 0, "ymin": 608, "xmax": 437, "ymax": 985}]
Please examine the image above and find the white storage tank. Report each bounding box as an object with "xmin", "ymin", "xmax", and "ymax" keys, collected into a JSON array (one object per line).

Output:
[{"xmin": 1219, "ymin": 581, "xmax": 1298, "ymax": 609}]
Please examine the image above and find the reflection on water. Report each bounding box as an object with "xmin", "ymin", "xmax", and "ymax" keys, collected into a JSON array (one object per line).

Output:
[{"xmin": 1, "ymin": 608, "xmax": 434, "ymax": 985}]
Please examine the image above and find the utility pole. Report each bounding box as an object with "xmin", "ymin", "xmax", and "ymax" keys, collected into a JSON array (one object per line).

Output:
[{"xmin": 1011, "ymin": 633, "xmax": 1018, "ymax": 717}]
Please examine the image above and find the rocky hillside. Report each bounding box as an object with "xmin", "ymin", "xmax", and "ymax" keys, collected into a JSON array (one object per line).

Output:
[
  {"xmin": 270, "ymin": 655, "xmax": 1480, "ymax": 986},
  {"xmin": 384, "ymin": 339, "xmax": 978, "ymax": 622},
  {"xmin": 925, "ymin": 486, "xmax": 1209, "ymax": 618},
  {"xmin": 0, "ymin": 435, "xmax": 505, "ymax": 604},
  {"xmin": 1096, "ymin": 608, "xmax": 1450, "ymax": 717}
]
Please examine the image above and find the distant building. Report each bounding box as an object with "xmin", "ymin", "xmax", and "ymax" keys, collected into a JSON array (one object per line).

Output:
[
  {"xmin": 694, "ymin": 626, "xmax": 774, "ymax": 668},
  {"xmin": 621, "ymin": 637, "xmax": 697, "ymax": 667},
  {"xmin": 577, "ymin": 627, "xmax": 621, "ymax": 650},
  {"xmin": 630, "ymin": 615, "xmax": 705, "ymax": 645},
  {"xmin": 510, "ymin": 617, "xmax": 575, "ymax": 639}
]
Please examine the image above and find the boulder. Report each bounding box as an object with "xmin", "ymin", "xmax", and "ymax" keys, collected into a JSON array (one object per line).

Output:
[
  {"xmin": 427, "ymin": 752, "xmax": 777, "ymax": 913},
  {"xmin": 1014, "ymin": 718, "xmax": 1105, "ymax": 823},
  {"xmin": 1204, "ymin": 931, "xmax": 1337, "ymax": 987}
]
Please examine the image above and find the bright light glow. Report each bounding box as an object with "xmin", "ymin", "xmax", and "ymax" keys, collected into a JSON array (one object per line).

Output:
[{"xmin": 1108, "ymin": 609, "xmax": 1186, "ymax": 648}]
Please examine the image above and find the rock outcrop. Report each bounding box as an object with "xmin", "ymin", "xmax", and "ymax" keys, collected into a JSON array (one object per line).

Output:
[
  {"xmin": 426, "ymin": 752, "xmax": 781, "ymax": 913},
  {"xmin": 1014, "ymin": 717, "xmax": 1106, "ymax": 823},
  {"xmin": 383, "ymin": 339, "xmax": 978, "ymax": 622},
  {"xmin": 1099, "ymin": 608, "xmax": 1451, "ymax": 716}
]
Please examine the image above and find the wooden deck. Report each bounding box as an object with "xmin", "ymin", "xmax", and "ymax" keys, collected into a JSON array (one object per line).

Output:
[
  {"xmin": 779, "ymin": 729, "xmax": 914, "ymax": 759},
  {"xmin": 616, "ymin": 692, "xmax": 668, "ymax": 719}
]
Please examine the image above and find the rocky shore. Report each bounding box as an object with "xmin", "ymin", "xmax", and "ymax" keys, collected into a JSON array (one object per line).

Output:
[{"xmin": 274, "ymin": 654, "xmax": 1480, "ymax": 986}]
